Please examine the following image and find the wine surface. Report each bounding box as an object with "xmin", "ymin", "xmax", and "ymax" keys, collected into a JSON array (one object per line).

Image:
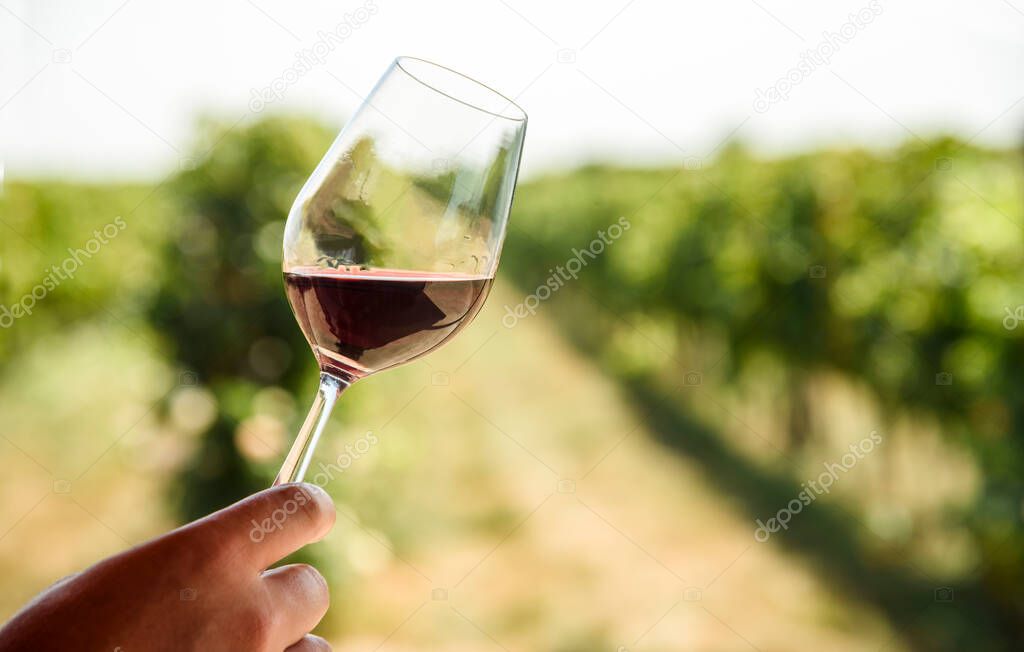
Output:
[{"xmin": 284, "ymin": 266, "xmax": 493, "ymax": 381}]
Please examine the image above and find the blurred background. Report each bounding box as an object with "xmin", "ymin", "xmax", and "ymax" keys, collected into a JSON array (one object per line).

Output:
[{"xmin": 3, "ymin": 1, "xmax": 1024, "ymax": 650}]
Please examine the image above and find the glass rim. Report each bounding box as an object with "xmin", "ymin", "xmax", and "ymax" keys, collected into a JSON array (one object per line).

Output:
[{"xmin": 394, "ymin": 56, "xmax": 527, "ymax": 123}]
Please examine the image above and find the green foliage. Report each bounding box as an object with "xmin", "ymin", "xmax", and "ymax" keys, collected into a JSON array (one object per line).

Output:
[
  {"xmin": 503, "ymin": 139, "xmax": 1024, "ymax": 645},
  {"xmin": 5, "ymin": 115, "xmax": 1024, "ymax": 648},
  {"xmin": 147, "ymin": 115, "xmax": 335, "ymax": 516},
  {"xmin": 0, "ymin": 181, "xmax": 171, "ymax": 362}
]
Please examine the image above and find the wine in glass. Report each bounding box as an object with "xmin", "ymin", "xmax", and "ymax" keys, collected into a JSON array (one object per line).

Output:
[{"xmin": 277, "ymin": 57, "xmax": 527, "ymax": 484}]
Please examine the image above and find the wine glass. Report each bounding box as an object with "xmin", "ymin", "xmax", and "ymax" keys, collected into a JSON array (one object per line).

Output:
[{"xmin": 276, "ymin": 56, "xmax": 527, "ymax": 484}]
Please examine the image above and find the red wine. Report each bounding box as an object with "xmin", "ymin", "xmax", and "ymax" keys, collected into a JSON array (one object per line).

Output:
[{"xmin": 284, "ymin": 266, "xmax": 493, "ymax": 381}]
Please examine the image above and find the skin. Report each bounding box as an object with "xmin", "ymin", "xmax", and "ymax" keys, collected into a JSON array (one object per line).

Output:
[{"xmin": 0, "ymin": 483, "xmax": 337, "ymax": 652}]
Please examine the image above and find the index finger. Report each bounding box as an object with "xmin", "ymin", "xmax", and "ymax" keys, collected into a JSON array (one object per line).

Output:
[{"xmin": 203, "ymin": 483, "xmax": 336, "ymax": 570}]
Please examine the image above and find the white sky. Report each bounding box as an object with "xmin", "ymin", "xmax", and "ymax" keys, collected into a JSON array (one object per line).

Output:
[{"xmin": 2, "ymin": 0, "xmax": 1023, "ymax": 181}]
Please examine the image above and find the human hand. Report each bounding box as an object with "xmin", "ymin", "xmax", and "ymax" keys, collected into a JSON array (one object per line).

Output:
[{"xmin": 0, "ymin": 483, "xmax": 336, "ymax": 651}]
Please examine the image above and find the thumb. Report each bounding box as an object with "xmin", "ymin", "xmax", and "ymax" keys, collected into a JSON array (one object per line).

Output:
[{"xmin": 191, "ymin": 483, "xmax": 335, "ymax": 571}]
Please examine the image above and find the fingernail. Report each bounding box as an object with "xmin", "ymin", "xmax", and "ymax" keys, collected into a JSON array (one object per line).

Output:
[{"xmin": 295, "ymin": 482, "xmax": 335, "ymax": 540}]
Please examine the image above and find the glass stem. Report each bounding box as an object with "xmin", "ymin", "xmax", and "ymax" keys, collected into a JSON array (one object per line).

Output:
[{"xmin": 274, "ymin": 373, "xmax": 348, "ymax": 485}]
